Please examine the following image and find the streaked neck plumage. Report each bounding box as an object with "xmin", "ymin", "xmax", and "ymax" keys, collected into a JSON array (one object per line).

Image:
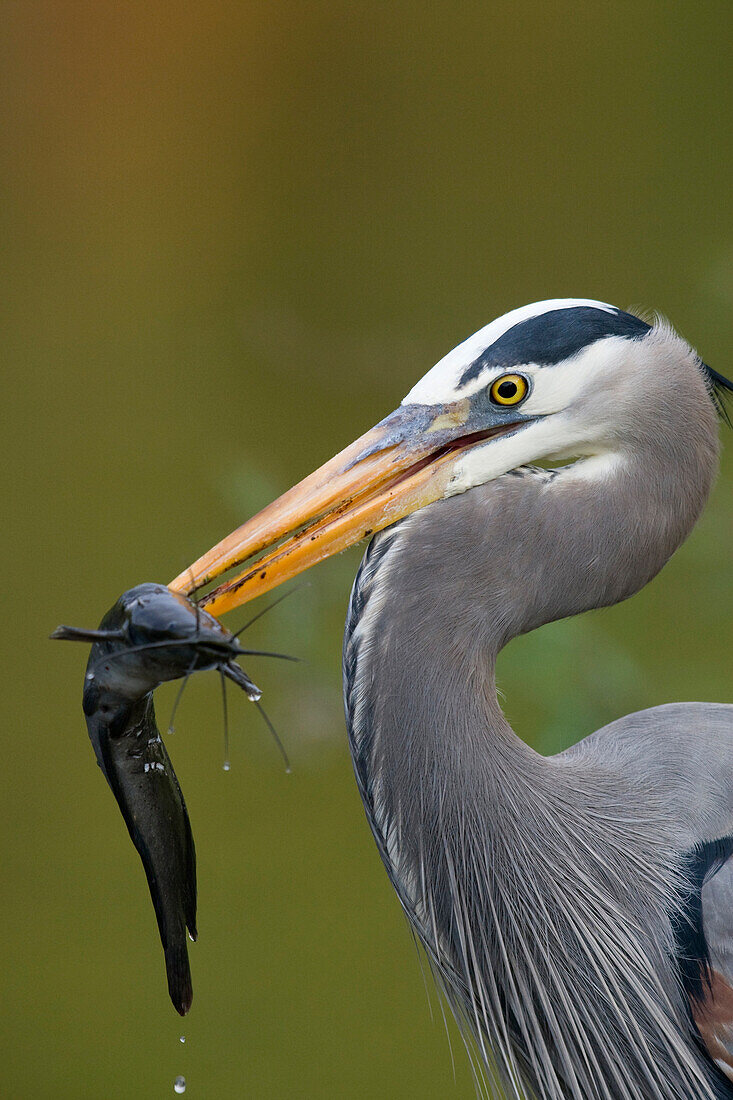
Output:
[{"xmin": 343, "ymin": 346, "xmax": 722, "ymax": 1099}]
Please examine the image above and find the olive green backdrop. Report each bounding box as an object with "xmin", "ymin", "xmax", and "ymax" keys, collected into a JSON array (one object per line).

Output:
[{"xmin": 2, "ymin": 2, "xmax": 731, "ymax": 1097}]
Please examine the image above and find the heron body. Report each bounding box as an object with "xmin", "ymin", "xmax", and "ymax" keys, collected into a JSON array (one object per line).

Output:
[{"xmin": 175, "ymin": 300, "xmax": 733, "ymax": 1099}]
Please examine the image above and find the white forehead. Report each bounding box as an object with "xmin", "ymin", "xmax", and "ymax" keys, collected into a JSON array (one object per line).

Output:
[{"xmin": 402, "ymin": 298, "xmax": 617, "ymax": 406}]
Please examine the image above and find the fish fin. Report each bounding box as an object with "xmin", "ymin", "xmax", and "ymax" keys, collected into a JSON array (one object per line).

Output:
[
  {"xmin": 222, "ymin": 660, "xmax": 262, "ymax": 700},
  {"xmin": 181, "ymin": 804, "xmax": 198, "ymax": 942},
  {"xmin": 159, "ymin": 736, "xmax": 198, "ymax": 941},
  {"xmin": 51, "ymin": 624, "xmax": 126, "ymax": 642}
]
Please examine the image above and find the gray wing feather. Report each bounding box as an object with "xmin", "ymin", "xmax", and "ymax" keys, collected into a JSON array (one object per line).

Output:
[
  {"xmin": 564, "ymin": 702, "xmax": 733, "ymax": 847},
  {"xmin": 567, "ymin": 702, "xmax": 733, "ymax": 1083}
]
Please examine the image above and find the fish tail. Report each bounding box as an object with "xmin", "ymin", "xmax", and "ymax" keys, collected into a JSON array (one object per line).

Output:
[{"xmin": 165, "ymin": 937, "xmax": 193, "ymax": 1016}]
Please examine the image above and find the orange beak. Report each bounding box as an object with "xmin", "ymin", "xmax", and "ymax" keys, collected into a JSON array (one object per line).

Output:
[{"xmin": 169, "ymin": 400, "xmax": 517, "ymax": 617}]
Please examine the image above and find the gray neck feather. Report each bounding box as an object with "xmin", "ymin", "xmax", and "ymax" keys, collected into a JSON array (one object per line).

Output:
[{"xmin": 343, "ymin": 355, "xmax": 723, "ymax": 1099}]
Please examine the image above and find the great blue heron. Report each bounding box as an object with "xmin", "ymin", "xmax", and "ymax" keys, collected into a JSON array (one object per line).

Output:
[{"xmin": 170, "ymin": 299, "xmax": 733, "ymax": 1099}]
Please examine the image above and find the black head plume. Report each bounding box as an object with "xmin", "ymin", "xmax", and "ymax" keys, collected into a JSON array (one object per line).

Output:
[{"xmin": 701, "ymin": 362, "xmax": 733, "ymax": 428}]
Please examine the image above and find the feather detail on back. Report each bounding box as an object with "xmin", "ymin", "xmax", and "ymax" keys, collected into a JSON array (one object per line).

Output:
[{"xmin": 344, "ymin": 522, "xmax": 731, "ymax": 1100}]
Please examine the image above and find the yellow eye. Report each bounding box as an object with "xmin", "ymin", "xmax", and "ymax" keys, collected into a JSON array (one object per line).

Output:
[{"xmin": 489, "ymin": 373, "xmax": 528, "ymax": 406}]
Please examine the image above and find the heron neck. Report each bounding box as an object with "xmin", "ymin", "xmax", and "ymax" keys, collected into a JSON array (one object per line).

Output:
[
  {"xmin": 342, "ymin": 427, "xmax": 720, "ymax": 1100},
  {"xmin": 344, "ymin": 430, "xmax": 717, "ymax": 826}
]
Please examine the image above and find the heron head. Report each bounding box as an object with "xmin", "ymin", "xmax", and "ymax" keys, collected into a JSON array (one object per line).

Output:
[{"xmin": 171, "ymin": 298, "xmax": 731, "ymax": 615}]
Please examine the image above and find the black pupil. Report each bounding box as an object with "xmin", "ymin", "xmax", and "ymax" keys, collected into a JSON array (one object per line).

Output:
[{"xmin": 497, "ymin": 379, "xmax": 518, "ymax": 399}]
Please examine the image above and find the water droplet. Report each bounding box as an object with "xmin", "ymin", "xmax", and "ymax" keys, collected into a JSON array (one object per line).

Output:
[
  {"xmin": 85, "ymin": 671, "xmax": 95, "ymax": 681},
  {"xmin": 179, "ymin": 1035, "xmax": 186, "ymax": 1044},
  {"xmin": 222, "ymin": 761, "xmax": 231, "ymax": 772},
  {"xmin": 173, "ymin": 1075, "xmax": 186, "ymax": 1094},
  {"xmin": 167, "ymin": 726, "xmax": 175, "ymax": 735}
]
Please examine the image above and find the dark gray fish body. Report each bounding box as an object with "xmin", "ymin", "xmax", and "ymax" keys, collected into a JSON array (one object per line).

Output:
[
  {"xmin": 83, "ymin": 688, "xmax": 197, "ymax": 1014},
  {"xmin": 55, "ymin": 583, "xmax": 261, "ymax": 1015}
]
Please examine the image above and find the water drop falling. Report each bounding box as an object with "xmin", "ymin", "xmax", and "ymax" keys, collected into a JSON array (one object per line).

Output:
[
  {"xmin": 173, "ymin": 1075, "xmax": 186, "ymax": 1094},
  {"xmin": 222, "ymin": 760, "xmax": 231, "ymax": 772},
  {"xmin": 179, "ymin": 1035, "xmax": 186, "ymax": 1044}
]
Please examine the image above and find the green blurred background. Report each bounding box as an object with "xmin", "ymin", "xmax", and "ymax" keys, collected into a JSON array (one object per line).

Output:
[{"xmin": 2, "ymin": 2, "xmax": 731, "ymax": 1096}]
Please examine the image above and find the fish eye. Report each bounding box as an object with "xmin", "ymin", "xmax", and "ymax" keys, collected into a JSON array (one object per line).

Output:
[{"xmin": 489, "ymin": 373, "xmax": 528, "ymax": 406}]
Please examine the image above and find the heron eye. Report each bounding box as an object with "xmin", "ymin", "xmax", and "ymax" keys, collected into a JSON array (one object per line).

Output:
[{"xmin": 489, "ymin": 374, "xmax": 528, "ymax": 406}]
